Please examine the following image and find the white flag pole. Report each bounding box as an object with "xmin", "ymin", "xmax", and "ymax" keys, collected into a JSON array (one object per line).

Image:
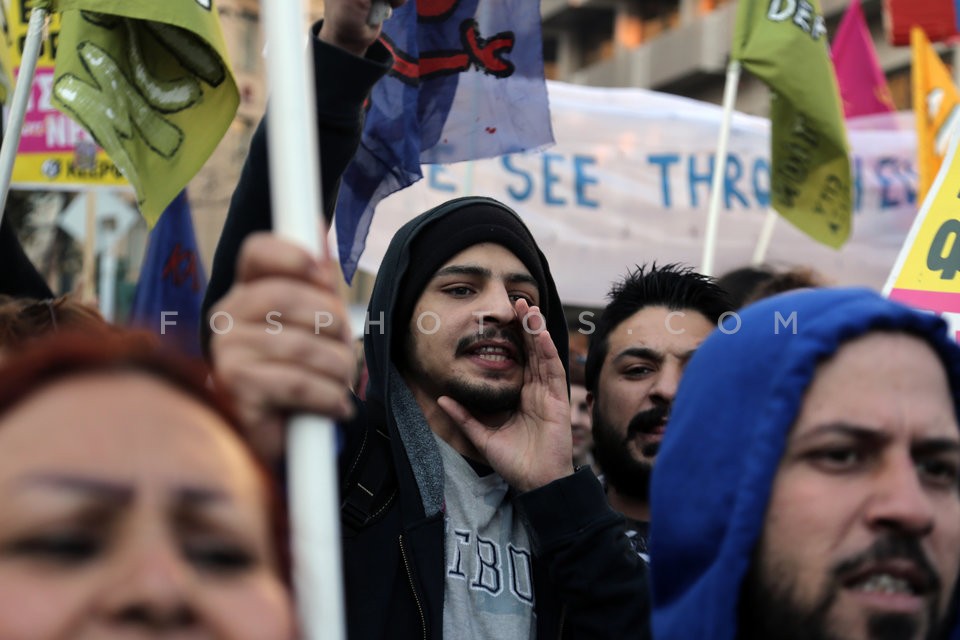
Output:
[
  {"xmin": 263, "ymin": 2, "xmax": 391, "ymax": 636},
  {"xmin": 0, "ymin": 3, "xmax": 48, "ymax": 227},
  {"xmin": 81, "ymin": 191, "xmax": 98, "ymax": 305},
  {"xmin": 99, "ymin": 244, "xmax": 118, "ymax": 321},
  {"xmin": 260, "ymin": 1, "xmax": 343, "ymax": 638},
  {"xmin": 752, "ymin": 207, "xmax": 778, "ymax": 265},
  {"xmin": 700, "ymin": 58, "xmax": 741, "ymax": 277}
]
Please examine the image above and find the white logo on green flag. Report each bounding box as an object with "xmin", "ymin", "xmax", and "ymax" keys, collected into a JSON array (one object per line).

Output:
[{"xmin": 52, "ymin": 0, "xmax": 238, "ymax": 226}]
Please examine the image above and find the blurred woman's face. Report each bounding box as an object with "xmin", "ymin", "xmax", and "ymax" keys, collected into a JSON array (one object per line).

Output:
[{"xmin": 0, "ymin": 372, "xmax": 295, "ymax": 640}]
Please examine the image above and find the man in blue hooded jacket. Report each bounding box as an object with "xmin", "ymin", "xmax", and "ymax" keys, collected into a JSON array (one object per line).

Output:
[{"xmin": 649, "ymin": 288, "xmax": 960, "ymax": 640}]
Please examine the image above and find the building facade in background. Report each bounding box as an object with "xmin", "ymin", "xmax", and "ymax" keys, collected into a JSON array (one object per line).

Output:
[{"xmin": 541, "ymin": 0, "xmax": 921, "ymax": 113}]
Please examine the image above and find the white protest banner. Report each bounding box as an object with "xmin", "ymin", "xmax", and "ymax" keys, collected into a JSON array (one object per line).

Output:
[{"xmin": 354, "ymin": 81, "xmax": 917, "ymax": 307}]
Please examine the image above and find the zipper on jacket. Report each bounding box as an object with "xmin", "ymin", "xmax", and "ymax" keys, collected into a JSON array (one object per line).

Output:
[{"xmin": 399, "ymin": 534, "xmax": 427, "ymax": 640}]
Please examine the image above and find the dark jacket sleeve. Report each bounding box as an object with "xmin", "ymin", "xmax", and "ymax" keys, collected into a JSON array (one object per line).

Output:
[
  {"xmin": 0, "ymin": 215, "xmax": 53, "ymax": 299},
  {"xmin": 201, "ymin": 27, "xmax": 392, "ymax": 347},
  {"xmin": 515, "ymin": 468, "xmax": 652, "ymax": 639}
]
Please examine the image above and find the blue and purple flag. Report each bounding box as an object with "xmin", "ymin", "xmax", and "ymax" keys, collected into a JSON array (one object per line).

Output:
[
  {"xmin": 129, "ymin": 190, "xmax": 207, "ymax": 357},
  {"xmin": 336, "ymin": 0, "xmax": 554, "ymax": 281}
]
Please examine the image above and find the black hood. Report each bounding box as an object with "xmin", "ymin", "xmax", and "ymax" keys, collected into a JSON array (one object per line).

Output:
[{"xmin": 363, "ymin": 196, "xmax": 569, "ymax": 409}]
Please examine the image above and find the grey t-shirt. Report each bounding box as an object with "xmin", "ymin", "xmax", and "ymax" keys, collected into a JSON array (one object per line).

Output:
[{"xmin": 434, "ymin": 433, "xmax": 537, "ymax": 639}]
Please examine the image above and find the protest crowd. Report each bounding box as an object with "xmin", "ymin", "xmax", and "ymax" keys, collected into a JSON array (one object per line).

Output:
[{"xmin": 0, "ymin": 0, "xmax": 959, "ymax": 638}]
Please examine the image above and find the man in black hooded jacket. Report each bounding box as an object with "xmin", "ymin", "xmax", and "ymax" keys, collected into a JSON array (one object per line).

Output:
[
  {"xmin": 214, "ymin": 199, "xmax": 649, "ymax": 640},
  {"xmin": 206, "ymin": 2, "xmax": 649, "ymax": 638}
]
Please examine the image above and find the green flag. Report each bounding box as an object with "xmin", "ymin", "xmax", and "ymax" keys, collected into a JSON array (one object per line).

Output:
[
  {"xmin": 52, "ymin": 0, "xmax": 238, "ymax": 226},
  {"xmin": 733, "ymin": 0, "xmax": 852, "ymax": 247}
]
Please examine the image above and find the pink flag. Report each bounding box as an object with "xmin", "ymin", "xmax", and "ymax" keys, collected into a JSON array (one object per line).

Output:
[{"xmin": 831, "ymin": 0, "xmax": 895, "ymax": 117}]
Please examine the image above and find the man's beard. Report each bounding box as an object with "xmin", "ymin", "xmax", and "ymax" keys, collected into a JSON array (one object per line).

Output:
[
  {"xmin": 442, "ymin": 377, "xmax": 521, "ymax": 416},
  {"xmin": 738, "ymin": 535, "xmax": 950, "ymax": 640},
  {"xmin": 591, "ymin": 404, "xmax": 668, "ymax": 501},
  {"xmin": 404, "ymin": 326, "xmax": 524, "ymax": 417}
]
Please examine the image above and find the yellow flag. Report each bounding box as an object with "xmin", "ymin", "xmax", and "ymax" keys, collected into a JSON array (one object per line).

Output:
[
  {"xmin": 3, "ymin": 1, "xmax": 126, "ymax": 188},
  {"xmin": 884, "ymin": 128, "xmax": 960, "ymax": 342},
  {"xmin": 911, "ymin": 26, "xmax": 960, "ymax": 204},
  {"xmin": 0, "ymin": 0, "xmax": 15, "ymax": 104},
  {"xmin": 52, "ymin": 0, "xmax": 239, "ymax": 226}
]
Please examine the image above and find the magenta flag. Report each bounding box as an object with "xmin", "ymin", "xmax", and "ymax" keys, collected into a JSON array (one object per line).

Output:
[{"xmin": 831, "ymin": 0, "xmax": 895, "ymax": 117}]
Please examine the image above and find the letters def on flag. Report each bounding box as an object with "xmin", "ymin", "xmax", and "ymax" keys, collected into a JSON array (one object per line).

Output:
[
  {"xmin": 51, "ymin": 0, "xmax": 238, "ymax": 226},
  {"xmin": 733, "ymin": 0, "xmax": 853, "ymax": 248}
]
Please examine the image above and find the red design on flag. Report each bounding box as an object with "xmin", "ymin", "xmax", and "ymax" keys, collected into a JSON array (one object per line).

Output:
[
  {"xmin": 381, "ymin": 11, "xmax": 515, "ymax": 84},
  {"xmin": 162, "ymin": 243, "xmax": 201, "ymax": 293},
  {"xmin": 419, "ymin": 0, "xmax": 458, "ymax": 20}
]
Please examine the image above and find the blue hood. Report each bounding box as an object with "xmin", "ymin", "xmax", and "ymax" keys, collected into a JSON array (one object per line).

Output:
[{"xmin": 649, "ymin": 287, "xmax": 960, "ymax": 640}]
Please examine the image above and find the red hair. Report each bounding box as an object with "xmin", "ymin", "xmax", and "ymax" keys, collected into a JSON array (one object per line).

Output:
[
  {"xmin": 0, "ymin": 331, "xmax": 291, "ymax": 583},
  {"xmin": 0, "ymin": 294, "xmax": 133, "ymax": 352}
]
